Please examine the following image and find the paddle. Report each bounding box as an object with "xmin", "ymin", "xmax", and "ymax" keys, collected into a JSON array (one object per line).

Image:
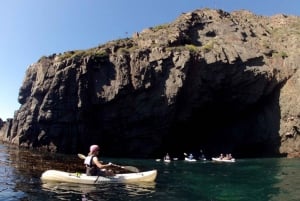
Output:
[
  {"xmin": 184, "ymin": 152, "xmax": 195, "ymax": 160},
  {"xmin": 77, "ymin": 153, "xmax": 140, "ymax": 173}
]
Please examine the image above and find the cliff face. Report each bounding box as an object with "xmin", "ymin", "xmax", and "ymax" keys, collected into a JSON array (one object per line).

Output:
[{"xmin": 1, "ymin": 9, "xmax": 299, "ymax": 158}]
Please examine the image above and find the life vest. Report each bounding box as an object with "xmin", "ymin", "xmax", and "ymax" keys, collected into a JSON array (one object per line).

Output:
[
  {"xmin": 84, "ymin": 155, "xmax": 98, "ymax": 176},
  {"xmin": 84, "ymin": 155, "xmax": 95, "ymax": 167}
]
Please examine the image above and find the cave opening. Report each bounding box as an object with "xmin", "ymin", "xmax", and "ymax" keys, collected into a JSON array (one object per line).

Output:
[{"xmin": 165, "ymin": 101, "xmax": 240, "ymax": 159}]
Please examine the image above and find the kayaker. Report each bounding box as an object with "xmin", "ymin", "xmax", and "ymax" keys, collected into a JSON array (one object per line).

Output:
[
  {"xmin": 164, "ymin": 153, "xmax": 170, "ymax": 161},
  {"xmin": 84, "ymin": 145, "xmax": 114, "ymax": 176}
]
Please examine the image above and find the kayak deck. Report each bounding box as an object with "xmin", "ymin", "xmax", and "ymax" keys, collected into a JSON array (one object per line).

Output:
[
  {"xmin": 41, "ymin": 169, "xmax": 157, "ymax": 184},
  {"xmin": 212, "ymin": 157, "xmax": 236, "ymax": 162},
  {"xmin": 184, "ymin": 157, "xmax": 197, "ymax": 162}
]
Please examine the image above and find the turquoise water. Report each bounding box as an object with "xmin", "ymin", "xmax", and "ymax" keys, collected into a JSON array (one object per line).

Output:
[{"xmin": 0, "ymin": 144, "xmax": 299, "ymax": 201}]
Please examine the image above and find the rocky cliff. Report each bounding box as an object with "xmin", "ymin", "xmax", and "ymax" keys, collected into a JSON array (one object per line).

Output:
[{"xmin": 1, "ymin": 9, "xmax": 299, "ymax": 158}]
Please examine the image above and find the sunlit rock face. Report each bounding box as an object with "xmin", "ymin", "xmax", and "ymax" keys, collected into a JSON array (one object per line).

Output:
[{"xmin": 1, "ymin": 9, "xmax": 299, "ymax": 158}]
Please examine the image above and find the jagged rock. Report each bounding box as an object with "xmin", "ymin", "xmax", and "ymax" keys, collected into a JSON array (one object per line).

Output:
[{"xmin": 1, "ymin": 9, "xmax": 299, "ymax": 158}]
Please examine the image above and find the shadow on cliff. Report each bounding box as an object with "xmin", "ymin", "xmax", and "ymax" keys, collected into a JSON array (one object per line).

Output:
[{"xmin": 162, "ymin": 57, "xmax": 284, "ymax": 159}]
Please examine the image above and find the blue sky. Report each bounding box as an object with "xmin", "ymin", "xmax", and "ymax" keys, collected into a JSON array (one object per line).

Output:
[{"xmin": 0, "ymin": 0, "xmax": 299, "ymax": 120}]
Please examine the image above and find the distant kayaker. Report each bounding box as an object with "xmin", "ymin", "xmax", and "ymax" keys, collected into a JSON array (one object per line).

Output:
[
  {"xmin": 189, "ymin": 153, "xmax": 194, "ymax": 160},
  {"xmin": 164, "ymin": 153, "xmax": 170, "ymax": 161},
  {"xmin": 199, "ymin": 149, "xmax": 206, "ymax": 160},
  {"xmin": 224, "ymin": 153, "xmax": 233, "ymax": 160},
  {"xmin": 84, "ymin": 145, "xmax": 114, "ymax": 176}
]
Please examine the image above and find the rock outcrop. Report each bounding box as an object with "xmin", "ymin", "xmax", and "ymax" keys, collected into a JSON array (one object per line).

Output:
[{"xmin": 1, "ymin": 9, "xmax": 299, "ymax": 158}]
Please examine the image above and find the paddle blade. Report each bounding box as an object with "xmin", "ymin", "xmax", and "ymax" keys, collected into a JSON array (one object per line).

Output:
[
  {"xmin": 77, "ymin": 153, "xmax": 86, "ymax": 159},
  {"xmin": 109, "ymin": 163, "xmax": 140, "ymax": 173},
  {"xmin": 123, "ymin": 166, "xmax": 140, "ymax": 173}
]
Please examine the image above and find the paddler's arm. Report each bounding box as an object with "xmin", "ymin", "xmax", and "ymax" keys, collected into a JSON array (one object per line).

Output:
[{"xmin": 93, "ymin": 157, "xmax": 112, "ymax": 169}]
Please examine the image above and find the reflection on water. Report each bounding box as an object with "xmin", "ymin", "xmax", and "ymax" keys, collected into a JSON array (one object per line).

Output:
[
  {"xmin": 42, "ymin": 181, "xmax": 156, "ymax": 200},
  {"xmin": 270, "ymin": 159, "xmax": 300, "ymax": 201},
  {"xmin": 0, "ymin": 143, "xmax": 86, "ymax": 200},
  {"xmin": 0, "ymin": 143, "xmax": 300, "ymax": 201},
  {"xmin": 0, "ymin": 145, "xmax": 26, "ymax": 200},
  {"xmin": 0, "ymin": 144, "xmax": 157, "ymax": 201},
  {"xmin": 124, "ymin": 182, "xmax": 156, "ymax": 196}
]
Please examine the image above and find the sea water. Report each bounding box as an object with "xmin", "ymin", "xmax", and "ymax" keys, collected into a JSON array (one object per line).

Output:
[{"xmin": 0, "ymin": 144, "xmax": 299, "ymax": 201}]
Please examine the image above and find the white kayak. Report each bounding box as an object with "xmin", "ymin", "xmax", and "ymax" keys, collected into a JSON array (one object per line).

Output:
[
  {"xmin": 212, "ymin": 157, "xmax": 236, "ymax": 163},
  {"xmin": 184, "ymin": 157, "xmax": 197, "ymax": 162},
  {"xmin": 41, "ymin": 169, "xmax": 157, "ymax": 184}
]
